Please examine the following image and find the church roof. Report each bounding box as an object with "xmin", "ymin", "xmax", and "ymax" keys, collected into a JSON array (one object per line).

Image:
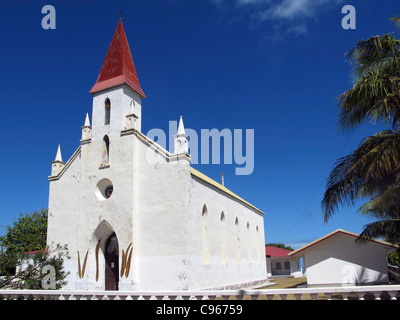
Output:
[
  {"xmin": 190, "ymin": 167, "xmax": 264, "ymax": 215},
  {"xmin": 89, "ymin": 19, "xmax": 146, "ymax": 98}
]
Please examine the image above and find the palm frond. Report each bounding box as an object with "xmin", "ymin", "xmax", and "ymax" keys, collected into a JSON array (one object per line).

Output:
[
  {"xmin": 338, "ymin": 32, "xmax": 400, "ymax": 132},
  {"xmin": 327, "ymin": 16, "xmax": 400, "ymax": 244},
  {"xmin": 346, "ymin": 33, "xmax": 400, "ymax": 78},
  {"xmin": 390, "ymin": 16, "xmax": 400, "ymax": 29},
  {"xmin": 356, "ymin": 219, "xmax": 400, "ymax": 245},
  {"xmin": 358, "ymin": 183, "xmax": 400, "ymax": 218},
  {"xmin": 322, "ymin": 130, "xmax": 400, "ymax": 222}
]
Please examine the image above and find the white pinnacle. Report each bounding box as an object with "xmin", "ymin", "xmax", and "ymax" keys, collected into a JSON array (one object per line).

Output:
[
  {"xmin": 83, "ymin": 113, "xmax": 91, "ymax": 127},
  {"xmin": 177, "ymin": 116, "xmax": 186, "ymax": 136},
  {"xmin": 129, "ymin": 100, "xmax": 135, "ymax": 114},
  {"xmin": 55, "ymin": 145, "xmax": 63, "ymax": 162}
]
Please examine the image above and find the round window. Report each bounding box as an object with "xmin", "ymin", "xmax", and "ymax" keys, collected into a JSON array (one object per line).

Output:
[
  {"xmin": 95, "ymin": 178, "xmax": 114, "ymax": 201},
  {"xmin": 104, "ymin": 185, "xmax": 113, "ymax": 199}
]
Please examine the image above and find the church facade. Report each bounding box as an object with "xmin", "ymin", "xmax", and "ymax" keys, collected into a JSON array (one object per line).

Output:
[{"xmin": 46, "ymin": 20, "xmax": 267, "ymax": 291}]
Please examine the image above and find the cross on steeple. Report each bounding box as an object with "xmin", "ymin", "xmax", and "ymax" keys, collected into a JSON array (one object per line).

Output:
[{"xmin": 119, "ymin": 11, "xmax": 123, "ymax": 19}]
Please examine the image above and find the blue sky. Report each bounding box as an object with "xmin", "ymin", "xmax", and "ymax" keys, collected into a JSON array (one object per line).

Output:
[{"xmin": 0, "ymin": 0, "xmax": 397, "ymax": 249}]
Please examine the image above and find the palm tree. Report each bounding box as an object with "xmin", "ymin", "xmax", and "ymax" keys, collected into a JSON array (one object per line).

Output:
[
  {"xmin": 337, "ymin": 29, "xmax": 400, "ymax": 131},
  {"xmin": 322, "ymin": 17, "xmax": 400, "ymax": 244},
  {"xmin": 322, "ymin": 130, "xmax": 400, "ymax": 242}
]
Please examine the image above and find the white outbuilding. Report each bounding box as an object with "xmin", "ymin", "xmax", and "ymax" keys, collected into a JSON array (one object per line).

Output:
[
  {"xmin": 46, "ymin": 19, "xmax": 267, "ymax": 291},
  {"xmin": 265, "ymin": 246, "xmax": 303, "ymax": 278},
  {"xmin": 289, "ymin": 229, "xmax": 397, "ymax": 287}
]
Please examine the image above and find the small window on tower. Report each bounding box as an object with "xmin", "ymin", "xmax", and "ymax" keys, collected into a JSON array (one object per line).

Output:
[
  {"xmin": 105, "ymin": 98, "xmax": 111, "ymax": 125},
  {"xmin": 102, "ymin": 135, "xmax": 110, "ymax": 163}
]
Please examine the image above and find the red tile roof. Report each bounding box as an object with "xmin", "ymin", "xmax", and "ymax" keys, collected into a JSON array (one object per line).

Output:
[
  {"xmin": 24, "ymin": 249, "xmax": 46, "ymax": 255},
  {"xmin": 265, "ymin": 246, "xmax": 292, "ymax": 257},
  {"xmin": 90, "ymin": 19, "xmax": 146, "ymax": 98}
]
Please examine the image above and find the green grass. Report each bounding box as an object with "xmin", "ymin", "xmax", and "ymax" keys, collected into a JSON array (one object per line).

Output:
[
  {"xmin": 261, "ymin": 277, "xmax": 307, "ymax": 289},
  {"xmin": 216, "ymin": 277, "xmax": 366, "ymax": 300}
]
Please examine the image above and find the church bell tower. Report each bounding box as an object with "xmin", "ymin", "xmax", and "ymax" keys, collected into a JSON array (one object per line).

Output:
[{"xmin": 88, "ymin": 19, "xmax": 146, "ymax": 143}]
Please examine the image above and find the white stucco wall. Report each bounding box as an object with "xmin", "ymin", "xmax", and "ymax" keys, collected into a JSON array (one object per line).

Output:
[
  {"xmin": 48, "ymin": 85, "xmax": 140, "ymax": 290},
  {"xmin": 91, "ymin": 86, "xmax": 142, "ymax": 138},
  {"xmin": 48, "ymin": 135, "xmax": 137, "ymax": 290},
  {"xmin": 301, "ymin": 232, "xmax": 393, "ymax": 287},
  {"xmin": 47, "ymin": 83, "xmax": 267, "ymax": 291},
  {"xmin": 186, "ymin": 176, "xmax": 267, "ymax": 290},
  {"xmin": 131, "ymin": 137, "xmax": 191, "ymax": 291}
]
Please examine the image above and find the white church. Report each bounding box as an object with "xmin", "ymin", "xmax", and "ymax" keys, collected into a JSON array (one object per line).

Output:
[{"xmin": 46, "ymin": 19, "xmax": 267, "ymax": 291}]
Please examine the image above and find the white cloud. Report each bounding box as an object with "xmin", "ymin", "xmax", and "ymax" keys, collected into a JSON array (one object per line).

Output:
[
  {"xmin": 259, "ymin": 0, "xmax": 343, "ymax": 21},
  {"xmin": 209, "ymin": 0, "xmax": 271, "ymax": 5},
  {"xmin": 211, "ymin": 0, "xmax": 344, "ymax": 37},
  {"xmin": 261, "ymin": 0, "xmax": 314, "ymax": 20},
  {"xmin": 236, "ymin": 0, "xmax": 270, "ymax": 4}
]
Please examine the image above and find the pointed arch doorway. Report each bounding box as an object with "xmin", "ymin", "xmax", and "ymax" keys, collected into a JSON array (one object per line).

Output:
[{"xmin": 105, "ymin": 232, "xmax": 119, "ymax": 290}]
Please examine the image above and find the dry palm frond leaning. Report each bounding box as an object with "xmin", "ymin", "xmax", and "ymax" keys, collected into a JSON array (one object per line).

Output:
[
  {"xmin": 95, "ymin": 239, "xmax": 101, "ymax": 281},
  {"xmin": 77, "ymin": 250, "xmax": 88, "ymax": 279},
  {"xmin": 120, "ymin": 243, "xmax": 133, "ymax": 278}
]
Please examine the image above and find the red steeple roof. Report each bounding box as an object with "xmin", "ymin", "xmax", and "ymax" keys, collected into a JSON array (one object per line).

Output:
[{"xmin": 90, "ymin": 19, "xmax": 146, "ymax": 98}]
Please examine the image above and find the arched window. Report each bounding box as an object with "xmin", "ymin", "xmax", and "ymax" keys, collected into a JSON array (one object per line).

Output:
[
  {"xmin": 102, "ymin": 135, "xmax": 110, "ymax": 163},
  {"xmin": 104, "ymin": 98, "xmax": 111, "ymax": 125},
  {"xmin": 235, "ymin": 217, "xmax": 240, "ymax": 265},
  {"xmin": 247, "ymin": 222, "xmax": 252, "ymax": 265},
  {"xmin": 220, "ymin": 212, "xmax": 227, "ymax": 266},
  {"xmin": 256, "ymin": 226, "xmax": 261, "ymax": 265},
  {"xmin": 202, "ymin": 205, "xmax": 210, "ymax": 265}
]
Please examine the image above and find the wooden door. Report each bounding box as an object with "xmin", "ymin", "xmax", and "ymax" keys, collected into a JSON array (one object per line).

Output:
[{"xmin": 105, "ymin": 233, "xmax": 119, "ymax": 290}]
